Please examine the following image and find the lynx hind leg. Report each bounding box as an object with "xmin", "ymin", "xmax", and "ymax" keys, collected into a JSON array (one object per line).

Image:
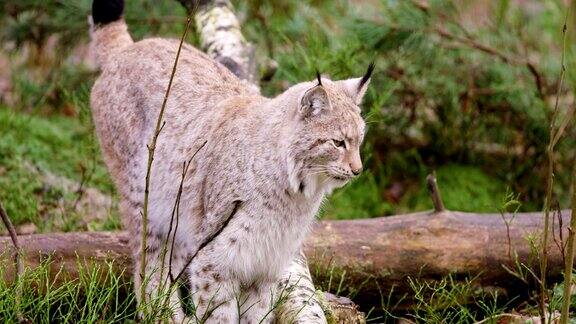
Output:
[{"xmin": 121, "ymin": 202, "xmax": 188, "ymax": 322}]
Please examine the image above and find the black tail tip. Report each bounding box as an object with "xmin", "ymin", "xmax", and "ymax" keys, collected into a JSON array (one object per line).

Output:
[{"xmin": 92, "ymin": 0, "xmax": 124, "ymax": 25}]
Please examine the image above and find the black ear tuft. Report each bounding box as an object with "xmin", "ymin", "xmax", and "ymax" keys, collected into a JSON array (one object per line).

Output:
[
  {"xmin": 358, "ymin": 62, "xmax": 375, "ymax": 91},
  {"xmin": 315, "ymin": 69, "xmax": 323, "ymax": 86},
  {"xmin": 92, "ymin": 0, "xmax": 124, "ymax": 25}
]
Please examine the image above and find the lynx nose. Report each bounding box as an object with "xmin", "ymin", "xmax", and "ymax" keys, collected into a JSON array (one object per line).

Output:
[
  {"xmin": 351, "ymin": 166, "xmax": 362, "ymax": 176},
  {"xmin": 349, "ymin": 151, "xmax": 363, "ymax": 176}
]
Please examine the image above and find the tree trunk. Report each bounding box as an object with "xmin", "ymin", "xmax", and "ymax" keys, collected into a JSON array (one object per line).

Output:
[{"xmin": 1, "ymin": 209, "xmax": 568, "ymax": 310}]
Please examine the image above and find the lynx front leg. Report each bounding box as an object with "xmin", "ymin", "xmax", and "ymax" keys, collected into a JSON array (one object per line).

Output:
[
  {"xmin": 187, "ymin": 261, "xmax": 274, "ymax": 324},
  {"xmin": 187, "ymin": 260, "xmax": 238, "ymax": 323},
  {"xmin": 239, "ymin": 283, "xmax": 275, "ymax": 324},
  {"xmin": 275, "ymin": 250, "xmax": 327, "ymax": 324}
]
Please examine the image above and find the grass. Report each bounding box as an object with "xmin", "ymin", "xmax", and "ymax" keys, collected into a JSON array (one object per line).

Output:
[
  {"xmin": 406, "ymin": 275, "xmax": 508, "ymax": 324},
  {"xmin": 0, "ymin": 257, "xmax": 326, "ymax": 323},
  {"xmin": 0, "ymin": 104, "xmax": 116, "ymax": 231},
  {"xmin": 0, "ymin": 89, "xmax": 111, "ymax": 190},
  {"xmin": 0, "ymin": 259, "xmax": 136, "ymax": 323},
  {"xmin": 1, "ymin": 256, "xmax": 572, "ymax": 323}
]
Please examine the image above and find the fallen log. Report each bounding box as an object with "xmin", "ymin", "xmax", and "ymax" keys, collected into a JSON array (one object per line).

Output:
[
  {"xmin": 306, "ymin": 209, "xmax": 569, "ymax": 308},
  {"xmin": 0, "ymin": 209, "xmax": 569, "ymax": 310}
]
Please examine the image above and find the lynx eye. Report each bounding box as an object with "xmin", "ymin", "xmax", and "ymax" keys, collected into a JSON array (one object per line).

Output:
[{"xmin": 332, "ymin": 139, "xmax": 346, "ymax": 149}]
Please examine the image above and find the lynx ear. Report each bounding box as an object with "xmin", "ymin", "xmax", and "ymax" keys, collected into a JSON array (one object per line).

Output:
[
  {"xmin": 300, "ymin": 84, "xmax": 330, "ymax": 118},
  {"xmin": 338, "ymin": 62, "xmax": 375, "ymax": 105}
]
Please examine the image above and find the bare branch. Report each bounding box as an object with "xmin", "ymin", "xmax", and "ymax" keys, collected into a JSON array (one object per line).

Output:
[
  {"xmin": 140, "ymin": 15, "xmax": 192, "ymax": 310},
  {"xmin": 411, "ymin": 0, "xmax": 546, "ymax": 100},
  {"xmin": 541, "ymin": 14, "xmax": 569, "ymax": 323},
  {"xmin": 560, "ymin": 168, "xmax": 576, "ymax": 324},
  {"xmin": 426, "ymin": 173, "xmax": 445, "ymax": 213},
  {"xmin": 0, "ymin": 200, "xmax": 24, "ymax": 322}
]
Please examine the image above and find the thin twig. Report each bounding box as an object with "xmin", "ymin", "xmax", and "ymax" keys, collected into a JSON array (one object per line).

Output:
[
  {"xmin": 552, "ymin": 208, "xmax": 567, "ymax": 265},
  {"xmin": 551, "ymin": 104, "xmax": 576, "ymax": 148},
  {"xmin": 159, "ymin": 141, "xmax": 207, "ymax": 292},
  {"xmin": 541, "ymin": 14, "xmax": 569, "ymax": 324},
  {"xmin": 560, "ymin": 15, "xmax": 575, "ymax": 323},
  {"xmin": 140, "ymin": 16, "xmax": 192, "ymax": 312},
  {"xmin": 502, "ymin": 214, "xmax": 515, "ymax": 264},
  {"xmin": 72, "ymin": 145, "xmax": 97, "ymax": 210},
  {"xmin": 435, "ymin": 26, "xmax": 545, "ymax": 100},
  {"xmin": 157, "ymin": 160, "xmax": 187, "ymax": 299},
  {"xmin": 560, "ymin": 167, "xmax": 576, "ymax": 324},
  {"xmin": 0, "ymin": 200, "xmax": 24, "ymax": 322},
  {"xmin": 426, "ymin": 172, "xmax": 445, "ymax": 213}
]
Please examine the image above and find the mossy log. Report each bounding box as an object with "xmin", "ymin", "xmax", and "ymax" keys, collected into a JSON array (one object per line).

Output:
[{"xmin": 0, "ymin": 209, "xmax": 569, "ymax": 311}]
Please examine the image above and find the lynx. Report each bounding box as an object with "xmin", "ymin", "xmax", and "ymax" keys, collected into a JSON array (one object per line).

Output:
[{"xmin": 89, "ymin": 0, "xmax": 372, "ymax": 322}]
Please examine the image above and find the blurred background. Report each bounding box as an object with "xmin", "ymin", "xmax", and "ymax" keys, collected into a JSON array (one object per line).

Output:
[{"xmin": 0, "ymin": 0, "xmax": 574, "ymax": 234}]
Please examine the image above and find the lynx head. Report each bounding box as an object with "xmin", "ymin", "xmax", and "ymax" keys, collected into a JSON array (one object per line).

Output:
[{"xmin": 286, "ymin": 64, "xmax": 374, "ymax": 197}]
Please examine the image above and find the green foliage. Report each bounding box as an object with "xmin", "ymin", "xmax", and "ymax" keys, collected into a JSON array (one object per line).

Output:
[
  {"xmin": 239, "ymin": 0, "xmax": 574, "ymax": 212},
  {"xmin": 1, "ymin": 0, "xmax": 187, "ymax": 49}
]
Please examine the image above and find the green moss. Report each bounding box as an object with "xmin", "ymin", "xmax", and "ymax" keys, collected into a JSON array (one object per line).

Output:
[
  {"xmin": 400, "ymin": 165, "xmax": 507, "ymax": 213},
  {"xmin": 322, "ymin": 164, "xmax": 508, "ymax": 219},
  {"xmin": 321, "ymin": 171, "xmax": 393, "ymax": 220}
]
